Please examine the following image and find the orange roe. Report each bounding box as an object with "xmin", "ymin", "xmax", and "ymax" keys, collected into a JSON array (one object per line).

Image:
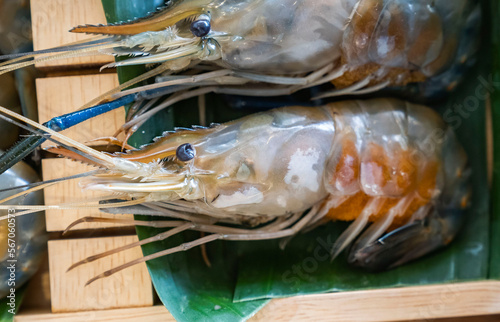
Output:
[{"xmin": 326, "ymin": 139, "xmax": 440, "ymax": 229}]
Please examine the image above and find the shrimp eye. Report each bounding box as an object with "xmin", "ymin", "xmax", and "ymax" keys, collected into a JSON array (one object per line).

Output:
[
  {"xmin": 176, "ymin": 143, "xmax": 196, "ymax": 162},
  {"xmin": 190, "ymin": 19, "xmax": 211, "ymax": 37}
]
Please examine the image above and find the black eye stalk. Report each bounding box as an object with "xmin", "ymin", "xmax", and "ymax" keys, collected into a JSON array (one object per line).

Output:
[
  {"xmin": 190, "ymin": 15, "xmax": 211, "ymax": 37},
  {"xmin": 176, "ymin": 143, "xmax": 196, "ymax": 162}
]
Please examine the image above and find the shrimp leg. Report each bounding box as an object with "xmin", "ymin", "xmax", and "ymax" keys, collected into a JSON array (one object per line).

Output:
[
  {"xmin": 67, "ymin": 223, "xmax": 195, "ymax": 272},
  {"xmin": 114, "ymin": 64, "xmax": 339, "ymax": 138},
  {"xmin": 79, "ymin": 206, "xmax": 319, "ymax": 285}
]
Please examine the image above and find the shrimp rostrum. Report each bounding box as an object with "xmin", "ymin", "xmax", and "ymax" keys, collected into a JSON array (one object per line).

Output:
[
  {"xmin": 0, "ymin": 98, "xmax": 469, "ymax": 283},
  {"xmin": 0, "ymin": 0, "xmax": 480, "ymax": 105}
]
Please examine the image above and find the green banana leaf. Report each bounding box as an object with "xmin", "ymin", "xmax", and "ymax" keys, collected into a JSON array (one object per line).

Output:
[{"xmin": 101, "ymin": 0, "xmax": 495, "ymax": 319}]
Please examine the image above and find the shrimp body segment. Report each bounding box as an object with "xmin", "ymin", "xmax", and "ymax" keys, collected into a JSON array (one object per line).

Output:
[{"xmin": 22, "ymin": 98, "xmax": 467, "ymax": 273}]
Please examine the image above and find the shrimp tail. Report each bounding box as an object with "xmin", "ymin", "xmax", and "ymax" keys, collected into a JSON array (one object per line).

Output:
[{"xmin": 347, "ymin": 207, "xmax": 465, "ymax": 271}]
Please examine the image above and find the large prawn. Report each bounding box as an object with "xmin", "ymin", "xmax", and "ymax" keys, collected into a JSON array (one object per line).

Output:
[
  {"xmin": 0, "ymin": 98, "xmax": 469, "ymax": 284},
  {"xmin": 0, "ymin": 0, "xmax": 481, "ymax": 137}
]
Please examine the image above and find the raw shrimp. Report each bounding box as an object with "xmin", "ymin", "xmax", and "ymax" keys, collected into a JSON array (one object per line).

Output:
[
  {"xmin": 0, "ymin": 1, "xmax": 480, "ymax": 122},
  {"xmin": 0, "ymin": 98, "xmax": 469, "ymax": 284}
]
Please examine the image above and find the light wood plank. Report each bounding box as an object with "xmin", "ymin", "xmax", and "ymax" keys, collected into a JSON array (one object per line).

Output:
[
  {"xmin": 37, "ymin": 74, "xmax": 130, "ymax": 231},
  {"xmin": 252, "ymin": 281, "xmax": 500, "ymax": 321},
  {"xmin": 16, "ymin": 281, "xmax": 500, "ymax": 321},
  {"xmin": 42, "ymin": 158, "xmax": 133, "ymax": 231},
  {"xmin": 16, "ymin": 306, "xmax": 174, "ymax": 322},
  {"xmin": 48, "ymin": 236, "xmax": 153, "ymax": 313},
  {"xmin": 31, "ymin": 0, "xmax": 114, "ymax": 69},
  {"xmin": 37, "ymin": 74, "xmax": 124, "ymax": 148}
]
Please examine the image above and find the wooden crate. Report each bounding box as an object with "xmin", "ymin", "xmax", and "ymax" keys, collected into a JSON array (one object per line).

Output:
[{"xmin": 15, "ymin": 0, "xmax": 500, "ymax": 321}]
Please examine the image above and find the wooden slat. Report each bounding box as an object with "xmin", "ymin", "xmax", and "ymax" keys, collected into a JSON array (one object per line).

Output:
[
  {"xmin": 16, "ymin": 281, "xmax": 500, "ymax": 321},
  {"xmin": 48, "ymin": 236, "xmax": 153, "ymax": 313},
  {"xmin": 31, "ymin": 0, "xmax": 113, "ymax": 69},
  {"xmin": 16, "ymin": 306, "xmax": 174, "ymax": 322},
  {"xmin": 42, "ymin": 158, "xmax": 133, "ymax": 231},
  {"xmin": 252, "ymin": 281, "xmax": 500, "ymax": 321},
  {"xmin": 37, "ymin": 74, "xmax": 124, "ymax": 148},
  {"xmin": 37, "ymin": 74, "xmax": 129, "ymax": 231}
]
